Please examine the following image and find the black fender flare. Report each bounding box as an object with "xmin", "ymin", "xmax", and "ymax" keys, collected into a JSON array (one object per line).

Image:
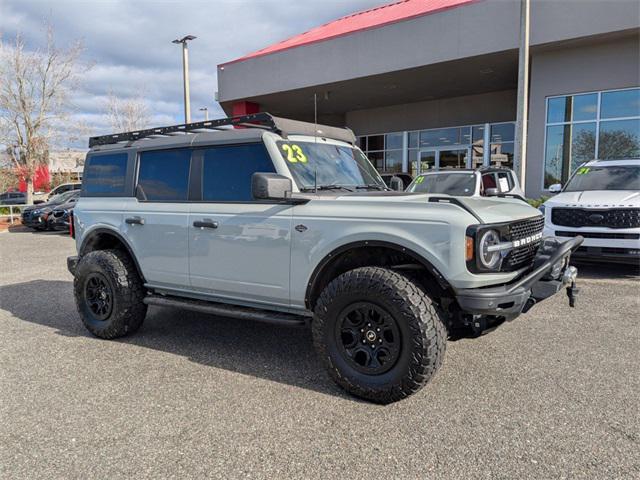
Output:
[
  {"xmin": 79, "ymin": 227, "xmax": 146, "ymax": 283},
  {"xmin": 304, "ymin": 240, "xmax": 451, "ymax": 310}
]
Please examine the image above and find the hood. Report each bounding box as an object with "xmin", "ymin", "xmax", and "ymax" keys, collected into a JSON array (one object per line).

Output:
[
  {"xmin": 330, "ymin": 192, "xmax": 541, "ymax": 224},
  {"xmin": 455, "ymin": 196, "xmax": 541, "ymax": 224},
  {"xmin": 546, "ymin": 190, "xmax": 640, "ymax": 208}
]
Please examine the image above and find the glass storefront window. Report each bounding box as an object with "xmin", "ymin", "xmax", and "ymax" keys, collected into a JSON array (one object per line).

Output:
[
  {"xmin": 368, "ymin": 151, "xmax": 384, "ymax": 171},
  {"xmin": 571, "ymin": 122, "xmax": 596, "ymax": 170},
  {"xmin": 490, "ymin": 142, "xmax": 514, "ymax": 169},
  {"xmin": 572, "ymin": 93, "xmax": 598, "ymax": 121},
  {"xmin": 385, "ymin": 133, "xmax": 403, "ymax": 150},
  {"xmin": 598, "ymin": 119, "xmax": 640, "ymax": 159},
  {"xmin": 544, "ymin": 125, "xmax": 567, "ymax": 187},
  {"xmin": 547, "ymin": 96, "xmax": 571, "ymax": 123},
  {"xmin": 490, "ymin": 123, "xmax": 514, "ymax": 143},
  {"xmin": 408, "ymin": 131, "xmax": 419, "ymax": 148},
  {"xmin": 384, "ymin": 150, "xmax": 403, "ymax": 172},
  {"xmin": 600, "ymin": 89, "xmax": 640, "ymax": 119},
  {"xmin": 544, "ymin": 88, "xmax": 640, "ymax": 187},
  {"xmin": 367, "ymin": 135, "xmax": 384, "ymax": 151},
  {"xmin": 420, "ymin": 127, "xmax": 460, "ymax": 147}
]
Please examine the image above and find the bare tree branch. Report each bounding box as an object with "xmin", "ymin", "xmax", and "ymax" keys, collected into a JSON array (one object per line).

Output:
[
  {"xmin": 104, "ymin": 90, "xmax": 151, "ymax": 133},
  {"xmin": 0, "ymin": 25, "xmax": 89, "ymax": 203}
]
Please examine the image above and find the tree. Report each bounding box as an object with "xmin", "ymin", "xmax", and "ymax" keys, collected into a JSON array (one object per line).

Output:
[
  {"xmin": 0, "ymin": 28, "xmax": 88, "ymax": 203},
  {"xmin": 105, "ymin": 90, "xmax": 150, "ymax": 133}
]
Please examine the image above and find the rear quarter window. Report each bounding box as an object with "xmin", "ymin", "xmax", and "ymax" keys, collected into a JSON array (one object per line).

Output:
[
  {"xmin": 83, "ymin": 153, "xmax": 128, "ymax": 195},
  {"xmin": 137, "ymin": 149, "xmax": 191, "ymax": 201}
]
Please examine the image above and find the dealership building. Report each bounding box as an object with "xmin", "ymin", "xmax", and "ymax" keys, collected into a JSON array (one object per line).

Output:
[{"xmin": 216, "ymin": 0, "xmax": 639, "ymax": 197}]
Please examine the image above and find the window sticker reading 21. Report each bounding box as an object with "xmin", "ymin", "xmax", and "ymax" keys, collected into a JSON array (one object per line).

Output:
[{"xmin": 281, "ymin": 144, "xmax": 308, "ymax": 163}]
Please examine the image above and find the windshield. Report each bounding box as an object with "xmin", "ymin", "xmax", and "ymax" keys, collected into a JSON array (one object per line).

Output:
[
  {"xmin": 276, "ymin": 141, "xmax": 385, "ymax": 191},
  {"xmin": 407, "ymin": 173, "xmax": 477, "ymax": 196},
  {"xmin": 49, "ymin": 189, "xmax": 79, "ymax": 203},
  {"xmin": 565, "ymin": 165, "xmax": 640, "ymax": 191}
]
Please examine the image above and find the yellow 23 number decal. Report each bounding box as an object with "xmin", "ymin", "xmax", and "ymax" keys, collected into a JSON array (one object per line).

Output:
[{"xmin": 282, "ymin": 144, "xmax": 308, "ymax": 163}]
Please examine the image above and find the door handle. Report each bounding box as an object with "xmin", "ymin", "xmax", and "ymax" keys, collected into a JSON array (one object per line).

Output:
[
  {"xmin": 193, "ymin": 220, "xmax": 218, "ymax": 229},
  {"xmin": 125, "ymin": 216, "xmax": 145, "ymax": 225}
]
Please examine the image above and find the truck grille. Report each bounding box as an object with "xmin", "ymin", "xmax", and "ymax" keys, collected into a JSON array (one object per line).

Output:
[
  {"xmin": 504, "ymin": 216, "xmax": 545, "ymax": 270},
  {"xmin": 551, "ymin": 208, "xmax": 640, "ymax": 229}
]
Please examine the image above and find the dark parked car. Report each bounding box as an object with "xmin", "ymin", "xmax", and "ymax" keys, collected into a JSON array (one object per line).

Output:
[
  {"xmin": 47, "ymin": 182, "xmax": 81, "ymax": 200},
  {"xmin": 22, "ymin": 190, "xmax": 80, "ymax": 230},
  {"xmin": 48, "ymin": 196, "xmax": 78, "ymax": 231},
  {"xmin": 0, "ymin": 191, "xmax": 26, "ymax": 205}
]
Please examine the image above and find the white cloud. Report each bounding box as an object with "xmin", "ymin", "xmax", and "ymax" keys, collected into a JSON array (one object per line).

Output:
[{"xmin": 1, "ymin": 0, "xmax": 387, "ymax": 147}]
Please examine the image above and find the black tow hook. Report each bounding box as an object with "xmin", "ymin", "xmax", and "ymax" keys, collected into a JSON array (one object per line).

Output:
[{"xmin": 566, "ymin": 281, "xmax": 579, "ymax": 308}]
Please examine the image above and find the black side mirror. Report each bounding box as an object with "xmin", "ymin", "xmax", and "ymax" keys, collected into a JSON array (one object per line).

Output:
[
  {"xmin": 389, "ymin": 176, "xmax": 403, "ymax": 191},
  {"xmin": 485, "ymin": 187, "xmax": 499, "ymax": 196},
  {"xmin": 252, "ymin": 172, "xmax": 292, "ymax": 200}
]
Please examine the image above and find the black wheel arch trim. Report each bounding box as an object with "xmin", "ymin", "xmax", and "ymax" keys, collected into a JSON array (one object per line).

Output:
[
  {"xmin": 78, "ymin": 227, "xmax": 146, "ymax": 282},
  {"xmin": 304, "ymin": 240, "xmax": 451, "ymax": 310}
]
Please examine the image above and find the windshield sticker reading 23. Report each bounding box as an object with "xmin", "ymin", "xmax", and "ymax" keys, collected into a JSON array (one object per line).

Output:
[{"xmin": 281, "ymin": 144, "xmax": 308, "ymax": 163}]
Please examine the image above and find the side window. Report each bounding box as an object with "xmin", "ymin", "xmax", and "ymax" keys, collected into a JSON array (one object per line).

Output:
[
  {"xmin": 83, "ymin": 153, "xmax": 128, "ymax": 195},
  {"xmin": 202, "ymin": 143, "xmax": 275, "ymax": 201},
  {"xmin": 496, "ymin": 172, "xmax": 513, "ymax": 193},
  {"xmin": 137, "ymin": 149, "xmax": 191, "ymax": 201}
]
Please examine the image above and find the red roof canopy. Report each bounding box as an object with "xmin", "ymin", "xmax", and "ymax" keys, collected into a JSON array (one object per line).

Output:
[{"xmin": 221, "ymin": 0, "xmax": 477, "ymax": 66}]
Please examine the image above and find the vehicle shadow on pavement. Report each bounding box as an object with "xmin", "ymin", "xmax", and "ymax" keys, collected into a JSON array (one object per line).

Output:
[
  {"xmin": 0, "ymin": 279, "xmax": 350, "ymax": 400},
  {"xmin": 571, "ymin": 260, "xmax": 640, "ymax": 280}
]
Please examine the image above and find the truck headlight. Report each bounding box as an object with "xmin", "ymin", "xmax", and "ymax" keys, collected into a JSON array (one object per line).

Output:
[{"xmin": 478, "ymin": 229, "xmax": 501, "ymax": 269}]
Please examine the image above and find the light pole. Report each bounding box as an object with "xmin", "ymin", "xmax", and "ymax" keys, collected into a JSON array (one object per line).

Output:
[
  {"xmin": 172, "ymin": 35, "xmax": 197, "ymax": 124},
  {"xmin": 514, "ymin": 0, "xmax": 530, "ymax": 192},
  {"xmin": 199, "ymin": 107, "xmax": 209, "ymax": 121}
]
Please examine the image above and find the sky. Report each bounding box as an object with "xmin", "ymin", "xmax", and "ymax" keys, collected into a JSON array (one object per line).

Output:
[{"xmin": 1, "ymin": 0, "xmax": 387, "ymax": 145}]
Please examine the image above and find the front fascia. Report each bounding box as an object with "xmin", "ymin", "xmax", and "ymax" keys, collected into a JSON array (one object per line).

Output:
[{"xmin": 289, "ymin": 196, "xmax": 521, "ymax": 309}]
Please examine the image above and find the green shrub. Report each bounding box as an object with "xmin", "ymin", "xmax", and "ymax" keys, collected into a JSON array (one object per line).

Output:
[{"xmin": 527, "ymin": 196, "xmax": 550, "ymax": 208}]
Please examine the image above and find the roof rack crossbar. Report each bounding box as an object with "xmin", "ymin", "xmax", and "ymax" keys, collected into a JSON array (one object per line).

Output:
[{"xmin": 88, "ymin": 113, "xmax": 280, "ymax": 147}]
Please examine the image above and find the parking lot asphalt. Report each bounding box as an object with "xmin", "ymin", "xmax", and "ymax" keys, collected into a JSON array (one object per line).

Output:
[{"xmin": 1, "ymin": 227, "xmax": 639, "ymax": 479}]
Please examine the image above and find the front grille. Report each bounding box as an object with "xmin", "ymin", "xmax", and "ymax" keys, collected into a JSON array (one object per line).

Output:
[
  {"xmin": 504, "ymin": 216, "xmax": 545, "ymax": 270},
  {"xmin": 556, "ymin": 231, "xmax": 640, "ymax": 240},
  {"xmin": 552, "ymin": 208, "xmax": 640, "ymax": 229}
]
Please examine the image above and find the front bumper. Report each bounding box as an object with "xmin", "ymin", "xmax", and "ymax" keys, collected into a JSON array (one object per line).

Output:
[
  {"xmin": 67, "ymin": 256, "xmax": 78, "ymax": 276},
  {"xmin": 455, "ymin": 236, "xmax": 583, "ymax": 318}
]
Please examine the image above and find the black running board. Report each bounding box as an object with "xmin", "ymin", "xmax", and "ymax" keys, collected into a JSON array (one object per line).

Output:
[{"xmin": 143, "ymin": 295, "xmax": 308, "ymax": 327}]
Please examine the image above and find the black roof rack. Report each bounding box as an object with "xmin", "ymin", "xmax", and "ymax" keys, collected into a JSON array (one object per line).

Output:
[{"xmin": 88, "ymin": 112, "xmax": 356, "ymax": 148}]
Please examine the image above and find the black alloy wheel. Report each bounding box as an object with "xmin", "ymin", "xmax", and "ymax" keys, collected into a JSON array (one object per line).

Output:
[
  {"xmin": 336, "ymin": 302, "xmax": 401, "ymax": 375},
  {"xmin": 84, "ymin": 273, "xmax": 113, "ymax": 321}
]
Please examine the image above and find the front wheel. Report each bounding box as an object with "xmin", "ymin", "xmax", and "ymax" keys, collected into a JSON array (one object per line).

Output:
[{"xmin": 312, "ymin": 267, "xmax": 447, "ymax": 404}]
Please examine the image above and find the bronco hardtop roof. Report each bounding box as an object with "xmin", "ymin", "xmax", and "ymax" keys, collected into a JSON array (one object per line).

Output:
[{"xmin": 88, "ymin": 112, "xmax": 356, "ymax": 149}]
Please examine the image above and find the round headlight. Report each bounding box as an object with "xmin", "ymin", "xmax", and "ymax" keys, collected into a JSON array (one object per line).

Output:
[{"xmin": 478, "ymin": 229, "xmax": 501, "ymax": 269}]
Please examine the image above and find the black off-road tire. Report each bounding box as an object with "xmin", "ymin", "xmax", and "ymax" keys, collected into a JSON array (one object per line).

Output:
[
  {"xmin": 74, "ymin": 249, "xmax": 147, "ymax": 339},
  {"xmin": 313, "ymin": 267, "xmax": 447, "ymax": 404}
]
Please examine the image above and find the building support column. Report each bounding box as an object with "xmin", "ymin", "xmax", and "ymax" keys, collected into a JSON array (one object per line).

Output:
[
  {"xmin": 402, "ymin": 131, "xmax": 409, "ymax": 172},
  {"xmin": 514, "ymin": 0, "xmax": 530, "ymax": 192}
]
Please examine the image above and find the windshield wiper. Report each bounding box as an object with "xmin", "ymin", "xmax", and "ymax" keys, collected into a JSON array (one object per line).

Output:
[
  {"xmin": 354, "ymin": 184, "xmax": 387, "ymax": 191},
  {"xmin": 300, "ymin": 184, "xmax": 354, "ymax": 192}
]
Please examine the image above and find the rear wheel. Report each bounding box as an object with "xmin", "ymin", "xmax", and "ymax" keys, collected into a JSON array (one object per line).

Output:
[
  {"xmin": 313, "ymin": 267, "xmax": 447, "ymax": 404},
  {"xmin": 74, "ymin": 249, "xmax": 147, "ymax": 339}
]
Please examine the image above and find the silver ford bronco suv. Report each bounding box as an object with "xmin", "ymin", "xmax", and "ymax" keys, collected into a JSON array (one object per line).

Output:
[{"xmin": 68, "ymin": 113, "xmax": 582, "ymax": 403}]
